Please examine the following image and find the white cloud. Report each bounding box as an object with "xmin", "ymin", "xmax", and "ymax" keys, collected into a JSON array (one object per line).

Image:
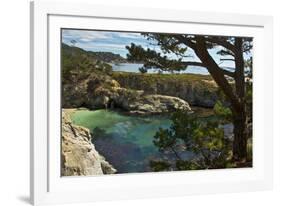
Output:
[
  {"xmin": 76, "ymin": 41, "xmax": 127, "ymax": 50},
  {"xmin": 62, "ymin": 29, "xmax": 111, "ymax": 42},
  {"xmin": 114, "ymin": 32, "xmax": 141, "ymax": 39}
]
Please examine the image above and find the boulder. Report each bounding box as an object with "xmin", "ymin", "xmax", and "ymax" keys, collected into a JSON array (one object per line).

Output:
[
  {"xmin": 127, "ymin": 94, "xmax": 191, "ymax": 114},
  {"xmin": 111, "ymin": 88, "xmax": 191, "ymax": 114}
]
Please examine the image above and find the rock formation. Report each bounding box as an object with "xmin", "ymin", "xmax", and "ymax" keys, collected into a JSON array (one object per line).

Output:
[
  {"xmin": 62, "ymin": 70, "xmax": 191, "ymax": 114},
  {"xmin": 62, "ymin": 72, "xmax": 192, "ymax": 114},
  {"xmin": 113, "ymin": 89, "xmax": 192, "ymax": 114},
  {"xmin": 112, "ymin": 72, "xmax": 218, "ymax": 108},
  {"xmin": 61, "ymin": 110, "xmax": 116, "ymax": 176}
]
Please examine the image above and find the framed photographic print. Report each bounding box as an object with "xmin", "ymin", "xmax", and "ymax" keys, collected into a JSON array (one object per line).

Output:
[{"xmin": 30, "ymin": 0, "xmax": 273, "ymax": 205}]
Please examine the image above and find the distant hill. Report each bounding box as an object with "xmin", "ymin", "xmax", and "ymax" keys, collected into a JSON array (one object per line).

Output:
[
  {"xmin": 89, "ymin": 51, "xmax": 127, "ymax": 63},
  {"xmin": 62, "ymin": 43, "xmax": 127, "ymax": 63},
  {"xmin": 62, "ymin": 43, "xmax": 114, "ymax": 84}
]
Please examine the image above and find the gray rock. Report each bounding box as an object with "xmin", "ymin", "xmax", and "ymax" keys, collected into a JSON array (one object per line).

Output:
[
  {"xmin": 112, "ymin": 88, "xmax": 191, "ymax": 114},
  {"xmin": 61, "ymin": 110, "xmax": 117, "ymax": 176},
  {"xmin": 222, "ymin": 123, "xmax": 234, "ymax": 140},
  {"xmin": 113, "ymin": 73, "xmax": 218, "ymax": 108},
  {"xmin": 100, "ymin": 156, "xmax": 117, "ymax": 174},
  {"xmin": 62, "ymin": 72, "xmax": 193, "ymax": 114}
]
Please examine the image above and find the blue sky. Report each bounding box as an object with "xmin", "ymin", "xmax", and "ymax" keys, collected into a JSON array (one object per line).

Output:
[{"xmin": 62, "ymin": 29, "xmax": 245, "ymax": 68}]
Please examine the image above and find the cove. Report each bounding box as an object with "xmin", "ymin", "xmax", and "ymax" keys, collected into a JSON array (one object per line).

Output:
[{"xmin": 71, "ymin": 109, "xmax": 194, "ymax": 173}]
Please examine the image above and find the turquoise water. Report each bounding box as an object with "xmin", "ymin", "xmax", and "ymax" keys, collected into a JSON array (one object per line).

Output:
[{"xmin": 71, "ymin": 109, "xmax": 194, "ymax": 173}]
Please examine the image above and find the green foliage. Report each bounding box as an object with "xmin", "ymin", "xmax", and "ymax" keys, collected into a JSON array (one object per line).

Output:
[
  {"xmin": 175, "ymin": 160, "xmax": 201, "ymax": 170},
  {"xmin": 149, "ymin": 161, "xmax": 171, "ymax": 172},
  {"xmin": 151, "ymin": 109, "xmax": 233, "ymax": 171},
  {"xmin": 214, "ymin": 100, "xmax": 232, "ymax": 122},
  {"xmin": 111, "ymin": 72, "xmax": 217, "ymax": 98},
  {"xmin": 126, "ymin": 43, "xmax": 187, "ymax": 73},
  {"xmin": 153, "ymin": 128, "xmax": 177, "ymax": 152},
  {"xmin": 142, "ymin": 33, "xmax": 188, "ymax": 56},
  {"xmin": 112, "ymin": 71, "xmax": 213, "ymax": 82},
  {"xmin": 139, "ymin": 67, "xmax": 148, "ymax": 74},
  {"xmin": 62, "ymin": 43, "xmax": 114, "ymax": 84}
]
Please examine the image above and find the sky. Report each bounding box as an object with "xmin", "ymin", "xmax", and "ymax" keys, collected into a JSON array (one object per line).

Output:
[{"xmin": 62, "ymin": 29, "xmax": 247, "ymax": 69}]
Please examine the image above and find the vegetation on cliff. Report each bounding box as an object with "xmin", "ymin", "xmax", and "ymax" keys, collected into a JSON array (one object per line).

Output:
[
  {"xmin": 112, "ymin": 72, "xmax": 218, "ymax": 107},
  {"xmin": 62, "ymin": 43, "xmax": 113, "ymax": 84}
]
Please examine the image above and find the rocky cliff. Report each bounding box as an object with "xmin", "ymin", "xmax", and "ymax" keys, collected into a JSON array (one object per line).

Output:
[
  {"xmin": 62, "ymin": 72, "xmax": 192, "ymax": 114},
  {"xmin": 61, "ymin": 109, "xmax": 116, "ymax": 176},
  {"xmin": 62, "ymin": 42, "xmax": 211, "ymax": 112},
  {"xmin": 112, "ymin": 72, "xmax": 219, "ymax": 108}
]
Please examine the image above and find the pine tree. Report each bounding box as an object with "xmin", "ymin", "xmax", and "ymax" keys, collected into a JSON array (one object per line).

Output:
[{"xmin": 126, "ymin": 34, "xmax": 253, "ymax": 161}]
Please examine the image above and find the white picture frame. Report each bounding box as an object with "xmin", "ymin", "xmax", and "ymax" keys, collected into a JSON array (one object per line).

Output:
[{"xmin": 30, "ymin": 0, "xmax": 273, "ymax": 205}]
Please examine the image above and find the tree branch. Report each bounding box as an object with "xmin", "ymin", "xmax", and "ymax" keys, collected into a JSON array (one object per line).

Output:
[
  {"xmin": 217, "ymin": 49, "xmax": 235, "ymax": 57},
  {"xmin": 206, "ymin": 37, "xmax": 236, "ymax": 52},
  {"xmin": 194, "ymin": 36, "xmax": 241, "ymax": 112},
  {"xmin": 221, "ymin": 69, "xmax": 235, "ymax": 78},
  {"xmin": 126, "ymin": 43, "xmax": 187, "ymax": 72},
  {"xmin": 220, "ymin": 58, "xmax": 235, "ymax": 61},
  {"xmin": 182, "ymin": 61, "xmax": 204, "ymax": 67},
  {"xmin": 174, "ymin": 35, "xmax": 196, "ymax": 50}
]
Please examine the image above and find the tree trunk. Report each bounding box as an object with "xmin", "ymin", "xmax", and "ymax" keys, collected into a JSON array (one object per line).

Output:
[
  {"xmin": 193, "ymin": 36, "xmax": 241, "ymax": 111},
  {"xmin": 232, "ymin": 38, "xmax": 247, "ymax": 161},
  {"xmin": 193, "ymin": 36, "xmax": 248, "ymax": 161},
  {"xmin": 232, "ymin": 110, "xmax": 247, "ymax": 161}
]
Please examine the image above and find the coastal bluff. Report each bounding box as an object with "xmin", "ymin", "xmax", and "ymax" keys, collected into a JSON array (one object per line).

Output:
[
  {"xmin": 112, "ymin": 72, "xmax": 218, "ymax": 108},
  {"xmin": 61, "ymin": 109, "xmax": 116, "ymax": 176},
  {"xmin": 62, "ymin": 73, "xmax": 192, "ymax": 114}
]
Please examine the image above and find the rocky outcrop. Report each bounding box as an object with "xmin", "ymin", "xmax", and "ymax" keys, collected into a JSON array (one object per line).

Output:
[
  {"xmin": 62, "ymin": 73, "xmax": 118, "ymax": 108},
  {"xmin": 61, "ymin": 110, "xmax": 116, "ymax": 176},
  {"xmin": 86, "ymin": 85, "xmax": 192, "ymax": 114},
  {"xmin": 112, "ymin": 72, "xmax": 219, "ymax": 108},
  {"xmin": 112, "ymin": 88, "xmax": 191, "ymax": 114},
  {"xmin": 62, "ymin": 73, "xmax": 192, "ymax": 114}
]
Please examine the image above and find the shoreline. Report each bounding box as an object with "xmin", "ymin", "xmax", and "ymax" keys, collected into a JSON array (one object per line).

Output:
[{"xmin": 63, "ymin": 105, "xmax": 214, "ymax": 118}]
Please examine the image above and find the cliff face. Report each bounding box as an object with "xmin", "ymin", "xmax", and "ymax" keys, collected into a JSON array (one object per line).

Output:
[
  {"xmin": 61, "ymin": 110, "xmax": 116, "ymax": 176},
  {"xmin": 112, "ymin": 72, "xmax": 219, "ymax": 108},
  {"xmin": 62, "ymin": 72, "xmax": 192, "ymax": 114}
]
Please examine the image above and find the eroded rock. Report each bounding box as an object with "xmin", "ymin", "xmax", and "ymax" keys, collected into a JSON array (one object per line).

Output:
[
  {"xmin": 62, "ymin": 72, "xmax": 192, "ymax": 114},
  {"xmin": 61, "ymin": 110, "xmax": 116, "ymax": 176},
  {"xmin": 116, "ymin": 93, "xmax": 192, "ymax": 114}
]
